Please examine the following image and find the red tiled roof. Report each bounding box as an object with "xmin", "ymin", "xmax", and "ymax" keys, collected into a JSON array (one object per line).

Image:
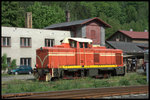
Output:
[{"xmin": 119, "ymin": 30, "xmax": 149, "ymax": 39}]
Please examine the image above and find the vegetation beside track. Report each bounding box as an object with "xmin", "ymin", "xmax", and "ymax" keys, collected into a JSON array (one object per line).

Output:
[{"xmin": 2, "ymin": 72, "xmax": 147, "ymax": 94}]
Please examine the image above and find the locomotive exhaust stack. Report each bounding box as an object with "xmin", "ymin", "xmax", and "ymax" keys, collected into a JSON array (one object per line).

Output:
[{"xmin": 34, "ymin": 37, "xmax": 125, "ymax": 81}]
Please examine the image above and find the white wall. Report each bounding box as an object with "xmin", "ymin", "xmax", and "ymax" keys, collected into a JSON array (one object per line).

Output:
[{"xmin": 1, "ymin": 26, "xmax": 71, "ymax": 68}]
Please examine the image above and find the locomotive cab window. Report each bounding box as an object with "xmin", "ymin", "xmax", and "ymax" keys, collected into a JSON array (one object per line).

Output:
[
  {"xmin": 69, "ymin": 40, "xmax": 77, "ymax": 48},
  {"xmin": 79, "ymin": 42, "xmax": 83, "ymax": 48},
  {"xmin": 79, "ymin": 42, "xmax": 89, "ymax": 48},
  {"xmin": 84, "ymin": 43, "xmax": 88, "ymax": 48}
]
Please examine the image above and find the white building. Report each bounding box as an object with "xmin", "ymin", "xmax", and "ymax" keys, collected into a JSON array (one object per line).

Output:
[{"xmin": 1, "ymin": 26, "xmax": 71, "ymax": 68}]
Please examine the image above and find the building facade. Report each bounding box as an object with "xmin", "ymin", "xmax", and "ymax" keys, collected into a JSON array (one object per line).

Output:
[
  {"xmin": 106, "ymin": 30, "xmax": 148, "ymax": 43},
  {"xmin": 45, "ymin": 17, "xmax": 111, "ymax": 46},
  {"xmin": 1, "ymin": 26, "xmax": 70, "ymax": 68},
  {"xmin": 106, "ymin": 30, "xmax": 149, "ymax": 71}
]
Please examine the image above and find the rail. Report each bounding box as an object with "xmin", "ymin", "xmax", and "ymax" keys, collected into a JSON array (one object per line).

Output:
[{"xmin": 2, "ymin": 85, "xmax": 148, "ymax": 99}]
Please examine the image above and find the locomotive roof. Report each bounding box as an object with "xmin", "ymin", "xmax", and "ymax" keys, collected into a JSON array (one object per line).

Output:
[{"xmin": 62, "ymin": 37, "xmax": 93, "ymax": 43}]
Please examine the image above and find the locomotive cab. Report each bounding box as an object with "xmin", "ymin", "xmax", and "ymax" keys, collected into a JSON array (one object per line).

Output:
[{"xmin": 61, "ymin": 37, "xmax": 93, "ymax": 48}]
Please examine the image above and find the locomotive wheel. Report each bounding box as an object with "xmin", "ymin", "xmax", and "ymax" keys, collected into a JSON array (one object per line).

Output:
[{"xmin": 46, "ymin": 73, "xmax": 52, "ymax": 82}]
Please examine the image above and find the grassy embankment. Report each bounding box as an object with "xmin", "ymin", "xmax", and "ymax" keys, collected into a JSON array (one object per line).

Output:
[{"xmin": 2, "ymin": 72, "xmax": 147, "ymax": 94}]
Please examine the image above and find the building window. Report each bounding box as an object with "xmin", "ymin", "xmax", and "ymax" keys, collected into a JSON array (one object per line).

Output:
[
  {"xmin": 20, "ymin": 58, "xmax": 31, "ymax": 66},
  {"xmin": 20, "ymin": 37, "xmax": 31, "ymax": 47},
  {"xmin": 1, "ymin": 37, "xmax": 11, "ymax": 47},
  {"xmin": 7, "ymin": 57, "xmax": 11, "ymax": 66},
  {"xmin": 45, "ymin": 39, "xmax": 54, "ymax": 47}
]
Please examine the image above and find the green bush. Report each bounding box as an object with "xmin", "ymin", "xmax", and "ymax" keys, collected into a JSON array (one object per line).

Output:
[
  {"xmin": 119, "ymin": 78, "xmax": 130, "ymax": 86},
  {"xmin": 136, "ymin": 77, "xmax": 147, "ymax": 85},
  {"xmin": 10, "ymin": 59, "xmax": 17, "ymax": 69},
  {"xmin": 93, "ymin": 80, "xmax": 110, "ymax": 88},
  {"xmin": 2, "ymin": 53, "xmax": 8, "ymax": 70}
]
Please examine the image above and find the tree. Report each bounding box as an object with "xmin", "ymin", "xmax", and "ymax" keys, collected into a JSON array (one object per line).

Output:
[
  {"xmin": 26, "ymin": 2, "xmax": 65, "ymax": 28},
  {"xmin": 105, "ymin": 18, "xmax": 121, "ymax": 39},
  {"xmin": 2, "ymin": 53, "xmax": 8, "ymax": 70},
  {"xmin": 10, "ymin": 59, "xmax": 17, "ymax": 69},
  {"xmin": 1, "ymin": 1, "xmax": 149, "ymax": 34},
  {"xmin": 2, "ymin": 1, "xmax": 24, "ymax": 27},
  {"xmin": 126, "ymin": 5, "xmax": 138, "ymax": 23}
]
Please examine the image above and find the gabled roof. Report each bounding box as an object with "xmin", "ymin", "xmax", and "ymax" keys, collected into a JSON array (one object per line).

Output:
[
  {"xmin": 106, "ymin": 41, "xmax": 147, "ymax": 53},
  {"xmin": 45, "ymin": 17, "xmax": 111, "ymax": 29},
  {"xmin": 119, "ymin": 30, "xmax": 149, "ymax": 39},
  {"xmin": 107, "ymin": 30, "xmax": 149, "ymax": 40}
]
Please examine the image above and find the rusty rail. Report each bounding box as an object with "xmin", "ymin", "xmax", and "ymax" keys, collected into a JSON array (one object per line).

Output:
[{"xmin": 2, "ymin": 85, "xmax": 149, "ymax": 99}]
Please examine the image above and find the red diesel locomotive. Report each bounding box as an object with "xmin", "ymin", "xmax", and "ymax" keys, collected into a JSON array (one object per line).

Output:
[{"xmin": 34, "ymin": 37, "xmax": 125, "ymax": 81}]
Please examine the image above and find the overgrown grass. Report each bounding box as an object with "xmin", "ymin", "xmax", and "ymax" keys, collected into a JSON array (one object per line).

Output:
[
  {"xmin": 1, "ymin": 72, "xmax": 148, "ymax": 94},
  {"xmin": 1, "ymin": 73, "xmax": 15, "ymax": 77}
]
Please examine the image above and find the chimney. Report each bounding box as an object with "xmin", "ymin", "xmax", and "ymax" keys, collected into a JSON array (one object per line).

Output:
[
  {"xmin": 130, "ymin": 29, "xmax": 133, "ymax": 31},
  {"xmin": 144, "ymin": 30, "xmax": 147, "ymax": 32},
  {"xmin": 25, "ymin": 12, "xmax": 32, "ymax": 28},
  {"xmin": 65, "ymin": 10, "xmax": 70, "ymax": 22}
]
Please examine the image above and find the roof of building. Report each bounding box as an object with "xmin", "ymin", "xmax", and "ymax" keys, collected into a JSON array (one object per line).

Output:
[
  {"xmin": 106, "ymin": 41, "xmax": 148, "ymax": 53},
  {"xmin": 133, "ymin": 43, "xmax": 149, "ymax": 48},
  {"xmin": 119, "ymin": 30, "xmax": 149, "ymax": 39},
  {"xmin": 45, "ymin": 17, "xmax": 111, "ymax": 29},
  {"xmin": 107, "ymin": 30, "xmax": 149, "ymax": 40}
]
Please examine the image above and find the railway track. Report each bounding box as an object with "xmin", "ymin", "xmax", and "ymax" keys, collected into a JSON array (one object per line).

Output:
[{"xmin": 2, "ymin": 85, "xmax": 148, "ymax": 99}]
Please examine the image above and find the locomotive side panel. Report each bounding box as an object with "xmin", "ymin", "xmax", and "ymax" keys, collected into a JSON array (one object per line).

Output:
[
  {"xmin": 76, "ymin": 48, "xmax": 86, "ymax": 65},
  {"xmin": 105, "ymin": 51, "xmax": 111, "ymax": 65},
  {"xmin": 66, "ymin": 49, "xmax": 76, "ymax": 65},
  {"xmin": 111, "ymin": 50, "xmax": 116, "ymax": 65},
  {"xmin": 99, "ymin": 51, "xmax": 106, "ymax": 65},
  {"xmin": 51, "ymin": 49, "xmax": 59, "ymax": 68},
  {"xmin": 94, "ymin": 50, "xmax": 100, "ymax": 65},
  {"xmin": 49, "ymin": 48, "xmax": 76, "ymax": 68},
  {"xmin": 84, "ymin": 49, "xmax": 94, "ymax": 65}
]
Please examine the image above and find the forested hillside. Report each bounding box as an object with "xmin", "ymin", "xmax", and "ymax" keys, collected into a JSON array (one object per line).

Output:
[{"xmin": 1, "ymin": 1, "xmax": 149, "ymax": 38}]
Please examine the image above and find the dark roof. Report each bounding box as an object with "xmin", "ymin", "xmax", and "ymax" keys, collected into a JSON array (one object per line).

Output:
[
  {"xmin": 119, "ymin": 30, "xmax": 149, "ymax": 39},
  {"xmin": 133, "ymin": 43, "xmax": 149, "ymax": 48},
  {"xmin": 45, "ymin": 17, "xmax": 111, "ymax": 29},
  {"xmin": 106, "ymin": 41, "xmax": 147, "ymax": 53}
]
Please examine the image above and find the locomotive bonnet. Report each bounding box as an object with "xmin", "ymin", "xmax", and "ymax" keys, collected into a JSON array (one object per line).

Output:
[{"xmin": 34, "ymin": 37, "xmax": 125, "ymax": 81}]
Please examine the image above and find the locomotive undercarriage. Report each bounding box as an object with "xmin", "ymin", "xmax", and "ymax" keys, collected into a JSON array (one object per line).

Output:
[{"xmin": 33, "ymin": 66, "xmax": 125, "ymax": 81}]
